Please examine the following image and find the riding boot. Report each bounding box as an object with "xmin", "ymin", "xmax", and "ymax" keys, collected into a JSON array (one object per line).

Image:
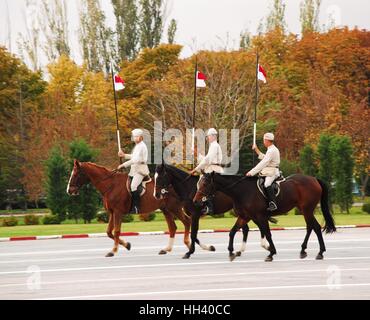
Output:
[
  {"xmin": 265, "ymin": 186, "xmax": 278, "ymax": 212},
  {"xmin": 129, "ymin": 191, "xmax": 140, "ymax": 214},
  {"xmin": 203, "ymin": 197, "xmax": 215, "ymax": 215}
]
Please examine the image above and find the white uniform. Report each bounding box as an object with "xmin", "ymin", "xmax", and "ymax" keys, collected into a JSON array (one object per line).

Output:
[
  {"xmin": 120, "ymin": 141, "xmax": 150, "ymax": 192},
  {"xmin": 248, "ymin": 144, "xmax": 280, "ymax": 188},
  {"xmin": 194, "ymin": 140, "xmax": 224, "ymax": 174}
]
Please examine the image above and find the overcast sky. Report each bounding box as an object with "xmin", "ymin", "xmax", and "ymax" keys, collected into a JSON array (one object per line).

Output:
[{"xmin": 1, "ymin": 0, "xmax": 369, "ymax": 66}]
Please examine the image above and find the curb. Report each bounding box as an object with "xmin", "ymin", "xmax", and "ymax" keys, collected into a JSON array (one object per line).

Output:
[{"xmin": 1, "ymin": 224, "xmax": 370, "ymax": 243}]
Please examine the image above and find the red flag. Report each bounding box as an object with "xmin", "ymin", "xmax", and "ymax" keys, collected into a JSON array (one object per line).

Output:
[
  {"xmin": 114, "ymin": 74, "xmax": 125, "ymax": 91},
  {"xmin": 258, "ymin": 64, "xmax": 267, "ymax": 83},
  {"xmin": 196, "ymin": 71, "xmax": 207, "ymax": 88}
]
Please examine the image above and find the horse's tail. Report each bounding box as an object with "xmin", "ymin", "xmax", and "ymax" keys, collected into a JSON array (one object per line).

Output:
[{"xmin": 316, "ymin": 178, "xmax": 336, "ymax": 234}]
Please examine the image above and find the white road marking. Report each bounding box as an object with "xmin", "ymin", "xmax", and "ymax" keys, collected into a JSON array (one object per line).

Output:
[
  {"xmin": 1, "ymin": 255, "xmax": 370, "ymax": 276},
  {"xmin": 36, "ymin": 282, "xmax": 370, "ymax": 300},
  {"xmin": 2, "ymin": 246, "xmax": 370, "ymax": 265},
  {"xmin": 2, "ymin": 267, "xmax": 370, "ymax": 289},
  {"xmin": 2, "ymin": 238, "xmax": 370, "ymax": 257}
]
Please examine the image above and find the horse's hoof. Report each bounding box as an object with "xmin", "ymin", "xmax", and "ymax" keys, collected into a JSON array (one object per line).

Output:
[
  {"xmin": 265, "ymin": 256, "xmax": 273, "ymax": 262},
  {"xmin": 105, "ymin": 252, "xmax": 114, "ymax": 257},
  {"xmin": 158, "ymin": 250, "xmax": 168, "ymax": 255},
  {"xmin": 126, "ymin": 242, "xmax": 131, "ymax": 251},
  {"xmin": 300, "ymin": 252, "xmax": 307, "ymax": 259},
  {"xmin": 182, "ymin": 253, "xmax": 190, "ymax": 259},
  {"xmin": 229, "ymin": 254, "xmax": 236, "ymax": 262},
  {"xmin": 316, "ymin": 253, "xmax": 324, "ymax": 260},
  {"xmin": 236, "ymin": 251, "xmax": 242, "ymax": 257},
  {"xmin": 209, "ymin": 245, "xmax": 216, "ymax": 252}
]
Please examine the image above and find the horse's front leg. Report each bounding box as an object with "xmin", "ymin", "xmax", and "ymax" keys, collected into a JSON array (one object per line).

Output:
[
  {"xmin": 159, "ymin": 210, "xmax": 177, "ymax": 255},
  {"xmin": 183, "ymin": 209, "xmax": 201, "ymax": 259},
  {"xmin": 228, "ymin": 222, "xmax": 239, "ymax": 261},
  {"xmin": 106, "ymin": 212, "xmax": 130, "ymax": 257},
  {"xmin": 235, "ymin": 219, "xmax": 250, "ymax": 257}
]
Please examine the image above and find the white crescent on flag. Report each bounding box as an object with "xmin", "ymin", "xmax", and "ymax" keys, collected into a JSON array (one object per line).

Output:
[
  {"xmin": 196, "ymin": 71, "xmax": 207, "ymax": 88},
  {"xmin": 258, "ymin": 64, "xmax": 267, "ymax": 83},
  {"xmin": 114, "ymin": 74, "xmax": 125, "ymax": 91}
]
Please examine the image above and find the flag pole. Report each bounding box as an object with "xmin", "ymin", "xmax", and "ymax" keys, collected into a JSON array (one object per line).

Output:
[
  {"xmin": 111, "ymin": 63, "xmax": 123, "ymax": 164},
  {"xmin": 253, "ymin": 51, "xmax": 259, "ymax": 166},
  {"xmin": 191, "ymin": 56, "xmax": 198, "ymax": 169}
]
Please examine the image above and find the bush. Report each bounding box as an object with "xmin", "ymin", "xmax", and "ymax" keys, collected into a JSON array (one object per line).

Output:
[
  {"xmin": 24, "ymin": 214, "xmax": 40, "ymax": 225},
  {"xmin": 123, "ymin": 214, "xmax": 134, "ymax": 223},
  {"xmin": 139, "ymin": 212, "xmax": 156, "ymax": 222},
  {"xmin": 362, "ymin": 203, "xmax": 370, "ymax": 214},
  {"xmin": 42, "ymin": 215, "xmax": 61, "ymax": 225},
  {"xmin": 96, "ymin": 211, "xmax": 109, "ymax": 223},
  {"xmin": 2, "ymin": 216, "xmax": 18, "ymax": 227}
]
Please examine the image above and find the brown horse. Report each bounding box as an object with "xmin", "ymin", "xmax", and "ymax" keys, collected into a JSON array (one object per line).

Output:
[
  {"xmin": 66, "ymin": 160, "xmax": 213, "ymax": 257},
  {"xmin": 193, "ymin": 173, "xmax": 336, "ymax": 261}
]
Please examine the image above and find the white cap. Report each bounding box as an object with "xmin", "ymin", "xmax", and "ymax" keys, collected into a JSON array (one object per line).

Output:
[
  {"xmin": 132, "ymin": 129, "xmax": 144, "ymax": 137},
  {"xmin": 264, "ymin": 133, "xmax": 275, "ymax": 141},
  {"xmin": 206, "ymin": 128, "xmax": 218, "ymax": 136}
]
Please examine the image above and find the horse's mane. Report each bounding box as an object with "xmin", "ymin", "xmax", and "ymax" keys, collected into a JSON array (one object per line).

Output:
[
  {"xmin": 163, "ymin": 164, "xmax": 190, "ymax": 181},
  {"xmin": 81, "ymin": 162, "xmax": 114, "ymax": 174}
]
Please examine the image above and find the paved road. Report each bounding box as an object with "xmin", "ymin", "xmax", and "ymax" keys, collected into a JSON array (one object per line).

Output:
[{"xmin": 0, "ymin": 228, "xmax": 370, "ymax": 300}]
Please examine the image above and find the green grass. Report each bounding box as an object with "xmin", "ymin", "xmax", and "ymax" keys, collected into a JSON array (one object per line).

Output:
[{"xmin": 0, "ymin": 208, "xmax": 369, "ymax": 238}]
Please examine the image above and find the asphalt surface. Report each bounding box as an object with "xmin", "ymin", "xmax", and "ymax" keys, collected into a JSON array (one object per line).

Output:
[{"xmin": 0, "ymin": 228, "xmax": 370, "ymax": 300}]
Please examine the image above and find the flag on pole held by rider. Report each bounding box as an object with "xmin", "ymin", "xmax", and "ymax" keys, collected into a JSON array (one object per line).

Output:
[
  {"xmin": 196, "ymin": 71, "xmax": 207, "ymax": 88},
  {"xmin": 257, "ymin": 64, "xmax": 267, "ymax": 83},
  {"xmin": 114, "ymin": 74, "xmax": 125, "ymax": 91}
]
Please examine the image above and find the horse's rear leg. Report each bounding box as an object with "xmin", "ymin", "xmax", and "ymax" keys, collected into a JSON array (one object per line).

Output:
[
  {"xmin": 300, "ymin": 217, "xmax": 313, "ymax": 259},
  {"xmin": 312, "ymin": 217, "xmax": 326, "ymax": 260},
  {"xmin": 159, "ymin": 210, "xmax": 178, "ymax": 255}
]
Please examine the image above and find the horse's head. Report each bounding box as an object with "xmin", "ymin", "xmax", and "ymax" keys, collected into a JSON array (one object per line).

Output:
[
  {"xmin": 193, "ymin": 172, "xmax": 216, "ymax": 206},
  {"xmin": 66, "ymin": 160, "xmax": 89, "ymax": 196},
  {"xmin": 154, "ymin": 164, "xmax": 171, "ymax": 200}
]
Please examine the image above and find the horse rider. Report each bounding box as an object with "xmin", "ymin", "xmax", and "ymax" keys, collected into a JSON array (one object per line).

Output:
[
  {"xmin": 246, "ymin": 132, "xmax": 280, "ymax": 212},
  {"xmin": 117, "ymin": 129, "xmax": 149, "ymax": 214},
  {"xmin": 190, "ymin": 128, "xmax": 224, "ymax": 214}
]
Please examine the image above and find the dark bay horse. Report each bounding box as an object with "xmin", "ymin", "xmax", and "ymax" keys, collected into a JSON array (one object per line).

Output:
[
  {"xmin": 154, "ymin": 164, "xmax": 267, "ymax": 259},
  {"xmin": 194, "ymin": 173, "xmax": 336, "ymax": 261},
  {"xmin": 66, "ymin": 160, "xmax": 212, "ymax": 257}
]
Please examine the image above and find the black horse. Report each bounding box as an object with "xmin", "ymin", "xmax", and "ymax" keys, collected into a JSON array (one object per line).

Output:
[
  {"xmin": 154, "ymin": 164, "xmax": 267, "ymax": 259},
  {"xmin": 194, "ymin": 172, "xmax": 336, "ymax": 261}
]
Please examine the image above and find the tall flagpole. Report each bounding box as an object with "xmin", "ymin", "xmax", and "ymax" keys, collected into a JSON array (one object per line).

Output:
[
  {"xmin": 253, "ymin": 51, "xmax": 259, "ymax": 166},
  {"xmin": 111, "ymin": 63, "xmax": 123, "ymax": 164},
  {"xmin": 191, "ymin": 56, "xmax": 198, "ymax": 169}
]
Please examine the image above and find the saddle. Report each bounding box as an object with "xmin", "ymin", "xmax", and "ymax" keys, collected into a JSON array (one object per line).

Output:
[
  {"xmin": 126, "ymin": 175, "xmax": 152, "ymax": 197},
  {"xmin": 257, "ymin": 174, "xmax": 286, "ymax": 199}
]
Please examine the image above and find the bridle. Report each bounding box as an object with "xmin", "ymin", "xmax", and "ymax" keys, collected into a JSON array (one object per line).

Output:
[
  {"xmin": 70, "ymin": 166, "xmax": 119, "ymax": 196},
  {"xmin": 155, "ymin": 166, "xmax": 193, "ymax": 197}
]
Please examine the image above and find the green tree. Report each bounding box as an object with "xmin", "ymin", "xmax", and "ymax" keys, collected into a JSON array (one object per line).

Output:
[
  {"xmin": 167, "ymin": 19, "xmax": 177, "ymax": 44},
  {"xmin": 266, "ymin": 0, "xmax": 287, "ymax": 32},
  {"xmin": 68, "ymin": 139, "xmax": 100, "ymax": 223},
  {"xmin": 139, "ymin": 0, "xmax": 164, "ymax": 49},
  {"xmin": 300, "ymin": 0, "xmax": 321, "ymax": 33},
  {"xmin": 299, "ymin": 144, "xmax": 318, "ymax": 176},
  {"xmin": 317, "ymin": 134, "xmax": 334, "ymax": 208},
  {"xmin": 79, "ymin": 0, "xmax": 113, "ymax": 73},
  {"xmin": 112, "ymin": 0, "xmax": 139, "ymax": 61},
  {"xmin": 45, "ymin": 146, "xmax": 69, "ymax": 222},
  {"xmin": 331, "ymin": 136, "xmax": 354, "ymax": 213}
]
